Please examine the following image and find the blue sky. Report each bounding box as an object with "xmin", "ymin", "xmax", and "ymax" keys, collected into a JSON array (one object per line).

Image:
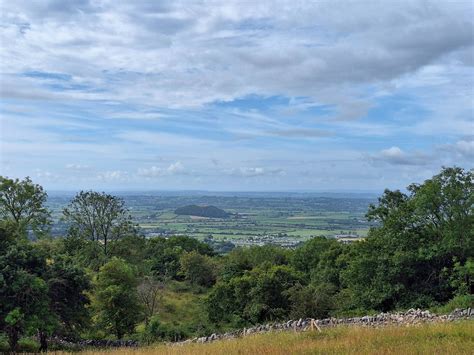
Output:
[{"xmin": 0, "ymin": 0, "xmax": 473, "ymax": 192}]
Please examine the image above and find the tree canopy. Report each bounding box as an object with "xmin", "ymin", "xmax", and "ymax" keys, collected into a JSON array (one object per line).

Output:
[
  {"xmin": 0, "ymin": 167, "xmax": 472, "ymax": 351},
  {"xmin": 0, "ymin": 176, "xmax": 51, "ymax": 237},
  {"xmin": 63, "ymin": 191, "xmax": 136, "ymax": 256}
]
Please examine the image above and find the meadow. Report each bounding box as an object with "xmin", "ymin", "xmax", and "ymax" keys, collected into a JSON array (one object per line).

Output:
[{"xmin": 69, "ymin": 321, "xmax": 474, "ymax": 355}]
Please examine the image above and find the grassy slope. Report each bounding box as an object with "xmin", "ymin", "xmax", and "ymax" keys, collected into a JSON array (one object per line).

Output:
[
  {"xmin": 77, "ymin": 321, "xmax": 473, "ymax": 355},
  {"xmin": 146, "ymin": 282, "xmax": 211, "ymax": 336}
]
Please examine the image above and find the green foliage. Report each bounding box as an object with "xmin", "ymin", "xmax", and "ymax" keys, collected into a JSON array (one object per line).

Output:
[
  {"xmin": 207, "ymin": 263, "xmax": 303, "ymax": 325},
  {"xmin": 140, "ymin": 315, "xmax": 189, "ymax": 343},
  {"xmin": 0, "ymin": 220, "xmax": 91, "ymax": 351},
  {"xmin": 63, "ymin": 191, "xmax": 136, "ymax": 256},
  {"xmin": 91, "ymin": 258, "xmax": 142, "ymax": 339},
  {"xmin": 1, "ymin": 168, "xmax": 471, "ymax": 345},
  {"xmin": 46, "ymin": 256, "xmax": 91, "ymax": 337},
  {"xmin": 309, "ymin": 241, "xmax": 347, "ymax": 288},
  {"xmin": 109, "ymin": 235, "xmax": 150, "ymax": 273},
  {"xmin": 341, "ymin": 167, "xmax": 473, "ymax": 312},
  {"xmin": 430, "ymin": 294, "xmax": 474, "ymax": 314},
  {"xmin": 147, "ymin": 236, "xmax": 214, "ymax": 280},
  {"xmin": 286, "ymin": 282, "xmax": 337, "ymax": 319},
  {"xmin": 219, "ymin": 245, "xmax": 290, "ymax": 282},
  {"xmin": 180, "ymin": 251, "xmax": 217, "ymax": 287},
  {"xmin": 60, "ymin": 235, "xmax": 108, "ymax": 271},
  {"xmin": 447, "ymin": 258, "xmax": 474, "ymax": 296},
  {"xmin": 0, "ymin": 176, "xmax": 51, "ymax": 238},
  {"xmin": 291, "ymin": 237, "xmax": 338, "ymax": 275},
  {"xmin": 0, "ymin": 236, "xmax": 53, "ymax": 351}
]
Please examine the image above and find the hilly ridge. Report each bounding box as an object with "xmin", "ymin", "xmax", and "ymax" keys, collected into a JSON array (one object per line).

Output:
[{"xmin": 175, "ymin": 205, "xmax": 231, "ymax": 218}]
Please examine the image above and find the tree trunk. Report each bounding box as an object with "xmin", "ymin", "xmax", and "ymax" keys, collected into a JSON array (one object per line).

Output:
[
  {"xmin": 7, "ymin": 329, "xmax": 19, "ymax": 353},
  {"xmin": 115, "ymin": 320, "xmax": 123, "ymax": 340},
  {"xmin": 38, "ymin": 330, "xmax": 48, "ymax": 352}
]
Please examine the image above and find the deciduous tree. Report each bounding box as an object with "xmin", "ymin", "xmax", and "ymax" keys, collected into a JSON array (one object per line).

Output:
[
  {"xmin": 91, "ymin": 258, "xmax": 141, "ymax": 339},
  {"xmin": 63, "ymin": 191, "xmax": 136, "ymax": 256},
  {"xmin": 0, "ymin": 176, "xmax": 51, "ymax": 237}
]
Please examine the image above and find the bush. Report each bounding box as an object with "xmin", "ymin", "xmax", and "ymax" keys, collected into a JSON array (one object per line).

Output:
[
  {"xmin": 431, "ymin": 294, "xmax": 474, "ymax": 315},
  {"xmin": 0, "ymin": 333, "xmax": 8, "ymax": 353},
  {"xmin": 141, "ymin": 316, "xmax": 189, "ymax": 343},
  {"xmin": 18, "ymin": 337, "xmax": 39, "ymax": 353}
]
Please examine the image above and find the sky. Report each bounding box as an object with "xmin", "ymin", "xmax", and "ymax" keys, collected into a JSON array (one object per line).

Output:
[{"xmin": 0, "ymin": 0, "xmax": 473, "ymax": 192}]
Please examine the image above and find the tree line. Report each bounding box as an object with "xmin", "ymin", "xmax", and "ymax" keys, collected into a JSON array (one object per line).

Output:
[{"xmin": 0, "ymin": 167, "xmax": 472, "ymax": 352}]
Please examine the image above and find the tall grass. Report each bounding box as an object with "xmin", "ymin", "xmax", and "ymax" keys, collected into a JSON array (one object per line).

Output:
[{"xmin": 70, "ymin": 321, "xmax": 473, "ymax": 355}]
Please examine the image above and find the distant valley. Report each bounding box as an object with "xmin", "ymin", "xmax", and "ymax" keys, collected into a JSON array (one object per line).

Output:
[{"xmin": 45, "ymin": 193, "xmax": 375, "ymax": 249}]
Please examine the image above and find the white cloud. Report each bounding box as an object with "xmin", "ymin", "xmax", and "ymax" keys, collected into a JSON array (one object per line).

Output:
[
  {"xmin": 97, "ymin": 170, "xmax": 129, "ymax": 181},
  {"xmin": 167, "ymin": 161, "xmax": 185, "ymax": 174},
  {"xmin": 34, "ymin": 168, "xmax": 59, "ymax": 181},
  {"xmin": 138, "ymin": 161, "xmax": 186, "ymax": 178},
  {"xmin": 1, "ymin": 0, "xmax": 472, "ymax": 110},
  {"xmin": 227, "ymin": 167, "xmax": 285, "ymax": 177},
  {"xmin": 372, "ymin": 146, "xmax": 430, "ymax": 166},
  {"xmin": 65, "ymin": 163, "xmax": 91, "ymax": 170},
  {"xmin": 453, "ymin": 140, "xmax": 474, "ymax": 158},
  {"xmin": 1, "ymin": 1, "xmax": 472, "ymax": 191},
  {"xmin": 439, "ymin": 139, "xmax": 474, "ymax": 159}
]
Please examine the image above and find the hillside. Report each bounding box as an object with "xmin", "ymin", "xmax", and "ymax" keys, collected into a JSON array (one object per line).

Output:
[
  {"xmin": 1, "ymin": 167, "xmax": 472, "ymax": 353},
  {"xmin": 174, "ymin": 205, "xmax": 230, "ymax": 218},
  {"xmin": 67, "ymin": 321, "xmax": 474, "ymax": 354}
]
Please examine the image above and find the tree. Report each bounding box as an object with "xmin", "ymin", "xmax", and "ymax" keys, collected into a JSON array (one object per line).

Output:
[
  {"xmin": 341, "ymin": 166, "xmax": 474, "ymax": 312},
  {"xmin": 109, "ymin": 235, "xmax": 149, "ymax": 273},
  {"xmin": 146, "ymin": 236, "xmax": 214, "ymax": 280},
  {"xmin": 137, "ymin": 276, "xmax": 164, "ymax": 325},
  {"xmin": 219, "ymin": 245, "xmax": 290, "ymax": 282},
  {"xmin": 63, "ymin": 191, "xmax": 136, "ymax": 256},
  {"xmin": 0, "ymin": 223, "xmax": 53, "ymax": 352},
  {"xmin": 46, "ymin": 257, "xmax": 91, "ymax": 337},
  {"xmin": 180, "ymin": 251, "xmax": 217, "ymax": 287},
  {"xmin": 0, "ymin": 176, "xmax": 51, "ymax": 237},
  {"xmin": 207, "ymin": 263, "xmax": 303, "ymax": 325},
  {"xmin": 286, "ymin": 282, "xmax": 336, "ymax": 319},
  {"xmin": 91, "ymin": 258, "xmax": 141, "ymax": 339},
  {"xmin": 291, "ymin": 237, "xmax": 338, "ymax": 275}
]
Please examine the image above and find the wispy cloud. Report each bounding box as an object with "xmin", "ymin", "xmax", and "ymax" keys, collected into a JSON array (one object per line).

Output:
[
  {"xmin": 138, "ymin": 162, "xmax": 186, "ymax": 178},
  {"xmin": 226, "ymin": 167, "xmax": 286, "ymax": 178},
  {"xmin": 1, "ymin": 0, "xmax": 472, "ymax": 191},
  {"xmin": 371, "ymin": 147, "xmax": 430, "ymax": 166}
]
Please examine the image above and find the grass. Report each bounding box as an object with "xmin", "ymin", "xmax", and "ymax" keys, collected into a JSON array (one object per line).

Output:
[
  {"xmin": 157, "ymin": 282, "xmax": 209, "ymax": 326},
  {"xmin": 64, "ymin": 321, "xmax": 473, "ymax": 355},
  {"xmin": 430, "ymin": 294, "xmax": 474, "ymax": 315}
]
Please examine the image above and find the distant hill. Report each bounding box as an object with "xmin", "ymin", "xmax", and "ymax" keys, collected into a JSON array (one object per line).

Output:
[{"xmin": 175, "ymin": 205, "xmax": 230, "ymax": 218}]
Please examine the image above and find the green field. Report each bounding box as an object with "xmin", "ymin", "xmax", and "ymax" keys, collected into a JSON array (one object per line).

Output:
[{"xmin": 47, "ymin": 193, "xmax": 375, "ymax": 247}]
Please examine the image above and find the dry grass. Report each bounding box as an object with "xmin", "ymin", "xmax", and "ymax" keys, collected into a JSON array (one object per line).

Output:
[{"xmin": 61, "ymin": 321, "xmax": 473, "ymax": 355}]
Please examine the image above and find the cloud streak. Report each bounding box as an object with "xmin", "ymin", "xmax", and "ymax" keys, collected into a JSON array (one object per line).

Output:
[{"xmin": 0, "ymin": 0, "xmax": 472, "ymax": 191}]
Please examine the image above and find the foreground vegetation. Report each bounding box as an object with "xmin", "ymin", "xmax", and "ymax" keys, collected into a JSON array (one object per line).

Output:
[
  {"xmin": 0, "ymin": 167, "xmax": 472, "ymax": 352},
  {"xmin": 71, "ymin": 321, "xmax": 474, "ymax": 355}
]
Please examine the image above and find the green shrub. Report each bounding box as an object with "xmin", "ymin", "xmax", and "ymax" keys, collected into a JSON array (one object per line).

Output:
[
  {"xmin": 141, "ymin": 316, "xmax": 189, "ymax": 344},
  {"xmin": 431, "ymin": 294, "xmax": 474, "ymax": 314},
  {"xmin": 18, "ymin": 337, "xmax": 39, "ymax": 353},
  {"xmin": 0, "ymin": 333, "xmax": 9, "ymax": 353}
]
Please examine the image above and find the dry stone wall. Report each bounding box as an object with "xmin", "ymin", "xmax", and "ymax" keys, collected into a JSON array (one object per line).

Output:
[
  {"xmin": 48, "ymin": 308, "xmax": 473, "ymax": 349},
  {"xmin": 176, "ymin": 308, "xmax": 474, "ymax": 345}
]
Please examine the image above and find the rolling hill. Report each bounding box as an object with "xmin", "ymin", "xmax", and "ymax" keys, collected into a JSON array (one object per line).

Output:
[{"xmin": 174, "ymin": 205, "xmax": 231, "ymax": 218}]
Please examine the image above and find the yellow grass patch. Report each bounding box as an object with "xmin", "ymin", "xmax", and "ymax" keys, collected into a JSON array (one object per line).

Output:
[{"xmin": 67, "ymin": 321, "xmax": 473, "ymax": 355}]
